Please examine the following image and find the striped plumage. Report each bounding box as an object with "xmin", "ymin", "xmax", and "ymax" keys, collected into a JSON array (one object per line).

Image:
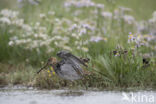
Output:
[{"xmin": 37, "ymin": 51, "xmax": 89, "ymax": 81}]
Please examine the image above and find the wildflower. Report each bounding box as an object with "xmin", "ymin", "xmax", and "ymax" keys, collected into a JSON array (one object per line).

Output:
[
  {"xmin": 47, "ymin": 47, "xmax": 54, "ymax": 53},
  {"xmin": 54, "ymin": 41, "xmax": 58, "ymax": 46},
  {"xmin": 28, "ymin": 0, "xmax": 39, "ymax": 5},
  {"xmin": 96, "ymin": 4, "xmax": 104, "ymax": 9},
  {"xmin": 26, "ymin": 59, "xmax": 29, "ymax": 62},
  {"xmin": 83, "ymin": 40, "xmax": 89, "ymax": 45},
  {"xmin": 118, "ymin": 6, "xmax": 132, "ymax": 12},
  {"xmin": 0, "ymin": 17, "xmax": 11, "ymax": 24},
  {"xmin": 90, "ymin": 36, "xmax": 102, "ymax": 42},
  {"xmin": 8, "ymin": 41, "xmax": 14, "ymax": 46},
  {"xmin": 21, "ymin": 24, "xmax": 32, "ymax": 32},
  {"xmin": 149, "ymin": 11, "xmax": 156, "ymax": 23},
  {"xmin": 112, "ymin": 51, "xmax": 120, "ymax": 56},
  {"xmin": 17, "ymin": 0, "xmax": 23, "ymax": 3},
  {"xmin": 115, "ymin": 52, "xmax": 120, "ymax": 57},
  {"xmin": 17, "ymin": 0, "xmax": 39, "ymax": 5},
  {"xmin": 79, "ymin": 28, "xmax": 87, "ymax": 36},
  {"xmin": 48, "ymin": 11, "xmax": 55, "ymax": 15},
  {"xmin": 101, "ymin": 12, "xmax": 112, "ymax": 18},
  {"xmin": 69, "ymin": 24, "xmax": 77, "ymax": 31},
  {"xmin": 82, "ymin": 23, "xmax": 95, "ymax": 31},
  {"xmin": 130, "ymin": 46, "xmax": 135, "ymax": 50},
  {"xmin": 128, "ymin": 34, "xmax": 135, "ymax": 43},
  {"xmin": 73, "ymin": 10, "xmax": 82, "ymax": 16},
  {"xmin": 123, "ymin": 15, "xmax": 135, "ymax": 24},
  {"xmin": 77, "ymin": 46, "xmax": 81, "ymax": 49},
  {"xmin": 41, "ymin": 61, "xmax": 44, "ymax": 65},
  {"xmin": 63, "ymin": 46, "xmax": 72, "ymax": 51},
  {"xmin": 48, "ymin": 74, "xmax": 52, "ymax": 77},
  {"xmin": 81, "ymin": 47, "xmax": 89, "ymax": 52},
  {"xmin": 90, "ymin": 36, "xmax": 107, "ymax": 42},
  {"xmin": 103, "ymin": 37, "xmax": 107, "ymax": 41},
  {"xmin": 39, "ymin": 13, "xmax": 46, "ymax": 19},
  {"xmin": 64, "ymin": 0, "xmax": 96, "ymax": 8},
  {"xmin": 153, "ymin": 11, "xmax": 156, "ymax": 17},
  {"xmin": 0, "ymin": 9, "xmax": 19, "ymax": 18},
  {"xmin": 12, "ymin": 19, "xmax": 24, "ymax": 26}
]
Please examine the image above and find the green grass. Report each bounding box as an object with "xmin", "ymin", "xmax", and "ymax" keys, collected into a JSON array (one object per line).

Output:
[{"xmin": 0, "ymin": 0, "xmax": 156, "ymax": 90}]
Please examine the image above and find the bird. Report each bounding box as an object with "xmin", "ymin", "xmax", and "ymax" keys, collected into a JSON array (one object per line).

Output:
[
  {"xmin": 37, "ymin": 51, "xmax": 89, "ymax": 81},
  {"xmin": 56, "ymin": 50, "xmax": 88, "ymax": 76}
]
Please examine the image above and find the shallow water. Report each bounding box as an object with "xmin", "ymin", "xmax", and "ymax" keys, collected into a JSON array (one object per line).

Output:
[{"xmin": 0, "ymin": 86, "xmax": 156, "ymax": 104}]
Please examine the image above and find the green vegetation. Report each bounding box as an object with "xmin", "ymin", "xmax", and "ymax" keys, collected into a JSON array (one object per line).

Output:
[{"xmin": 0, "ymin": 0, "xmax": 156, "ymax": 90}]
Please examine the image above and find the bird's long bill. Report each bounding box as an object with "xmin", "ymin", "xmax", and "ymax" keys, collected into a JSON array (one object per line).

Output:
[{"xmin": 37, "ymin": 63, "xmax": 48, "ymax": 74}]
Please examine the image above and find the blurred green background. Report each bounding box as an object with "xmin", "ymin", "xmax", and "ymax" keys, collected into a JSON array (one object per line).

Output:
[{"xmin": 1, "ymin": 0, "xmax": 156, "ymax": 20}]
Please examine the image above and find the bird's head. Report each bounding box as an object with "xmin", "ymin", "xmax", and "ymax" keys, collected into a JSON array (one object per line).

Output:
[
  {"xmin": 47, "ymin": 57, "xmax": 57, "ymax": 65},
  {"xmin": 37, "ymin": 57, "xmax": 57, "ymax": 74}
]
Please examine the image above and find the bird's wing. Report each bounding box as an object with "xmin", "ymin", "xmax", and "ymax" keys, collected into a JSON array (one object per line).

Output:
[
  {"xmin": 57, "ymin": 51, "xmax": 87, "ymax": 76},
  {"xmin": 65, "ymin": 52, "xmax": 88, "ymax": 67},
  {"xmin": 65, "ymin": 59, "xmax": 84, "ymax": 76},
  {"xmin": 65, "ymin": 53, "xmax": 89, "ymax": 76},
  {"xmin": 57, "ymin": 50, "xmax": 87, "ymax": 67}
]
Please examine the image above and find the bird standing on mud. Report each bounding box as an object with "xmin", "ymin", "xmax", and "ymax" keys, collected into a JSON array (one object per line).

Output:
[{"xmin": 37, "ymin": 50, "xmax": 89, "ymax": 81}]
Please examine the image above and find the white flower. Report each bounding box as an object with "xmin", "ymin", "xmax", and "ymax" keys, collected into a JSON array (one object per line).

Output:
[
  {"xmin": 152, "ymin": 11, "xmax": 156, "ymax": 17},
  {"xmin": 38, "ymin": 33, "xmax": 48, "ymax": 40},
  {"xmin": 17, "ymin": 0, "xmax": 23, "ymax": 3},
  {"xmin": 123, "ymin": 15, "xmax": 135, "ymax": 24},
  {"xmin": 79, "ymin": 28, "xmax": 87, "ymax": 36},
  {"xmin": 101, "ymin": 12, "xmax": 112, "ymax": 18},
  {"xmin": 0, "ymin": 17, "xmax": 11, "ymax": 24},
  {"xmin": 64, "ymin": 0, "xmax": 96, "ymax": 8},
  {"xmin": 28, "ymin": 0, "xmax": 39, "ymax": 5},
  {"xmin": 8, "ymin": 41, "xmax": 14, "ymax": 46},
  {"xmin": 96, "ymin": 4, "xmax": 104, "ymax": 9},
  {"xmin": 149, "ymin": 11, "xmax": 156, "ymax": 23},
  {"xmin": 63, "ymin": 46, "xmax": 72, "ymax": 51},
  {"xmin": 12, "ymin": 19, "xmax": 24, "ymax": 26},
  {"xmin": 39, "ymin": 13, "xmax": 46, "ymax": 18},
  {"xmin": 118, "ymin": 6, "xmax": 132, "ymax": 12},
  {"xmin": 47, "ymin": 47, "xmax": 54, "ymax": 53},
  {"xmin": 48, "ymin": 11, "xmax": 55, "ymax": 15},
  {"xmin": 81, "ymin": 47, "xmax": 88, "ymax": 52},
  {"xmin": 69, "ymin": 24, "xmax": 77, "ymax": 31},
  {"xmin": 128, "ymin": 34, "xmax": 136, "ymax": 43},
  {"xmin": 54, "ymin": 36, "xmax": 62, "ymax": 40},
  {"xmin": 90, "ymin": 36, "xmax": 104, "ymax": 42},
  {"xmin": 82, "ymin": 23, "xmax": 95, "ymax": 31},
  {"xmin": 0, "ymin": 9, "xmax": 19, "ymax": 18},
  {"xmin": 21, "ymin": 24, "xmax": 32, "ymax": 32}
]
